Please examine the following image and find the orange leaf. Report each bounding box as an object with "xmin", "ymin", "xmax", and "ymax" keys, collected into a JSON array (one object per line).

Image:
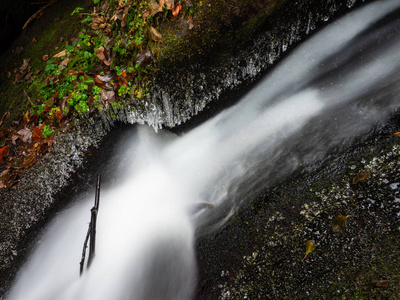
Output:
[
  {"xmin": 392, "ymin": 130, "xmax": 400, "ymax": 137},
  {"xmin": 53, "ymin": 49, "xmax": 66, "ymax": 58},
  {"xmin": 172, "ymin": 2, "xmax": 182, "ymax": 17}
]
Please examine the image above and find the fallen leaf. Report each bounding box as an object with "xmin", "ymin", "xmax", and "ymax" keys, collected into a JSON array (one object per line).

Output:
[
  {"xmin": 186, "ymin": 0, "xmax": 193, "ymax": 6},
  {"xmin": 352, "ymin": 169, "xmax": 371, "ymax": 184},
  {"xmin": 164, "ymin": 0, "xmax": 174, "ymax": 10},
  {"xmin": 393, "ymin": 130, "xmax": 400, "ymax": 137},
  {"xmin": 53, "ymin": 49, "xmax": 66, "ymax": 58},
  {"xmin": 0, "ymin": 145, "xmax": 10, "ymax": 163},
  {"xmin": 332, "ymin": 215, "xmax": 352, "ymax": 233},
  {"xmin": 149, "ymin": 0, "xmax": 164, "ymax": 15},
  {"xmin": 32, "ymin": 126, "xmax": 42, "ymax": 142},
  {"xmin": 376, "ymin": 280, "xmax": 391, "ymax": 287},
  {"xmin": 20, "ymin": 59, "xmax": 30, "ymax": 73},
  {"xmin": 11, "ymin": 134, "xmax": 19, "ymax": 145},
  {"xmin": 100, "ymin": 90, "xmax": 116, "ymax": 105},
  {"xmin": 172, "ymin": 2, "xmax": 182, "ymax": 17},
  {"xmin": 17, "ymin": 128, "xmax": 32, "ymax": 143},
  {"xmin": 187, "ymin": 14, "xmax": 194, "ymax": 30},
  {"xmin": 150, "ymin": 26, "xmax": 163, "ymax": 42},
  {"xmin": 42, "ymin": 54, "xmax": 50, "ymax": 62},
  {"xmin": 95, "ymin": 46, "xmax": 106, "ymax": 60},
  {"xmin": 136, "ymin": 49, "xmax": 153, "ymax": 67},
  {"xmin": 302, "ymin": 240, "xmax": 316, "ymax": 261},
  {"xmin": 142, "ymin": 11, "xmax": 150, "ymax": 24},
  {"xmin": 59, "ymin": 57, "xmax": 70, "ymax": 69}
]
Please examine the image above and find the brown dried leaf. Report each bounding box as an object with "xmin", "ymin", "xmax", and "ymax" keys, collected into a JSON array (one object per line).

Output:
[
  {"xmin": 136, "ymin": 49, "xmax": 153, "ymax": 67},
  {"xmin": 376, "ymin": 280, "xmax": 391, "ymax": 287},
  {"xmin": 17, "ymin": 128, "xmax": 32, "ymax": 143},
  {"xmin": 59, "ymin": 57, "xmax": 70, "ymax": 69},
  {"xmin": 187, "ymin": 14, "xmax": 194, "ymax": 30},
  {"xmin": 165, "ymin": 0, "xmax": 174, "ymax": 10},
  {"xmin": 150, "ymin": 26, "xmax": 163, "ymax": 42},
  {"xmin": 100, "ymin": 90, "xmax": 116, "ymax": 105},
  {"xmin": 149, "ymin": 0, "xmax": 163, "ymax": 15},
  {"xmin": 95, "ymin": 46, "xmax": 106, "ymax": 61},
  {"xmin": 352, "ymin": 169, "xmax": 371, "ymax": 184},
  {"xmin": 53, "ymin": 49, "xmax": 66, "ymax": 58},
  {"xmin": 186, "ymin": 0, "xmax": 193, "ymax": 7},
  {"xmin": 42, "ymin": 54, "xmax": 50, "ymax": 62},
  {"xmin": 20, "ymin": 59, "xmax": 30, "ymax": 73}
]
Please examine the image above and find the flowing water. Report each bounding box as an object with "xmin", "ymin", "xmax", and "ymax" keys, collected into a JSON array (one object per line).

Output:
[{"xmin": 7, "ymin": 0, "xmax": 400, "ymax": 299}]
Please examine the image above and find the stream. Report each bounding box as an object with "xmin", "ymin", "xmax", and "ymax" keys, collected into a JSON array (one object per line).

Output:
[{"xmin": 6, "ymin": 0, "xmax": 400, "ymax": 299}]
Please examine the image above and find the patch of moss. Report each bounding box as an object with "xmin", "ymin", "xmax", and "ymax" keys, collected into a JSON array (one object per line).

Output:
[{"xmin": 0, "ymin": 0, "xmax": 90, "ymax": 125}]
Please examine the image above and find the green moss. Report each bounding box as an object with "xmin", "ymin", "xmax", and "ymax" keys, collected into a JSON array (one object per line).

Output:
[{"xmin": 0, "ymin": 0, "xmax": 89, "ymax": 124}]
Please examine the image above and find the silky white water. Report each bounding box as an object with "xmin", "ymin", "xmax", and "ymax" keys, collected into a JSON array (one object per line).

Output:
[{"xmin": 7, "ymin": 0, "xmax": 400, "ymax": 299}]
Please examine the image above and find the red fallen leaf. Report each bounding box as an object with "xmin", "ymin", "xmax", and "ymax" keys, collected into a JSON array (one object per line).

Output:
[
  {"xmin": 32, "ymin": 126, "xmax": 42, "ymax": 142},
  {"xmin": 0, "ymin": 145, "xmax": 10, "ymax": 163},
  {"xmin": 172, "ymin": 2, "xmax": 182, "ymax": 17},
  {"xmin": 55, "ymin": 110, "xmax": 64, "ymax": 122},
  {"xmin": 118, "ymin": 73, "xmax": 128, "ymax": 87}
]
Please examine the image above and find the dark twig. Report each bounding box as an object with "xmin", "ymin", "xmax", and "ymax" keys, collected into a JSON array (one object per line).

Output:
[
  {"xmin": 88, "ymin": 174, "xmax": 101, "ymax": 267},
  {"xmin": 79, "ymin": 223, "xmax": 91, "ymax": 276},
  {"xmin": 79, "ymin": 174, "xmax": 101, "ymax": 275}
]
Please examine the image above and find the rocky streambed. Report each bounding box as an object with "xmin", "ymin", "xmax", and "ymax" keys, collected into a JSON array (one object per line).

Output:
[{"xmin": 196, "ymin": 115, "xmax": 400, "ymax": 299}]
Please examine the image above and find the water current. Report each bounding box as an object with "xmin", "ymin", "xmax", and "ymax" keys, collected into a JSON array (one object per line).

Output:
[{"xmin": 7, "ymin": 0, "xmax": 400, "ymax": 299}]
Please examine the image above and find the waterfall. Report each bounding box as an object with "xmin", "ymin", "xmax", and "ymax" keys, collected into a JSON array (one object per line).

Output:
[{"xmin": 6, "ymin": 0, "xmax": 400, "ymax": 299}]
